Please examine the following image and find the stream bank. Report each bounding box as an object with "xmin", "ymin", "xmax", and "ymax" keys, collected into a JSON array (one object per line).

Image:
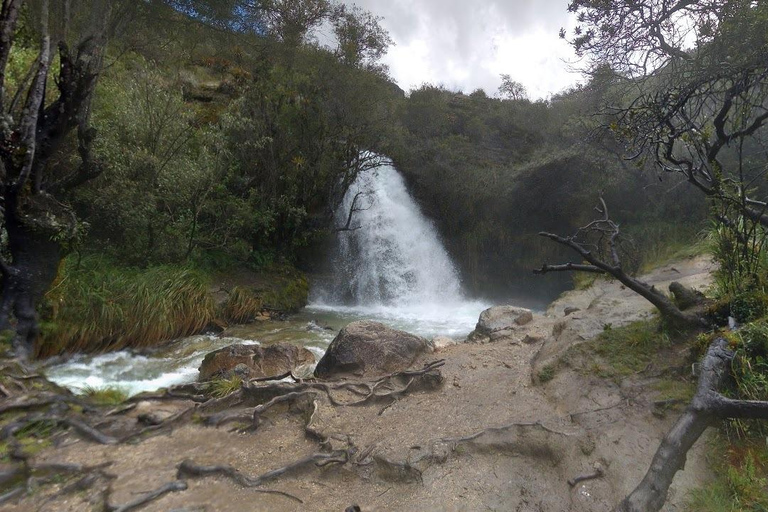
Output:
[{"xmin": 1, "ymin": 255, "xmax": 716, "ymax": 512}]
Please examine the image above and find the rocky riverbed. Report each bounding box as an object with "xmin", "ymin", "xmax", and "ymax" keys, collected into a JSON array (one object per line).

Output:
[{"xmin": 2, "ymin": 255, "xmax": 715, "ymax": 511}]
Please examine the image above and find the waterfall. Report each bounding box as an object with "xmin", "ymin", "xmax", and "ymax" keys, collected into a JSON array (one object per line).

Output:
[
  {"xmin": 310, "ymin": 162, "xmax": 487, "ymax": 337},
  {"xmin": 327, "ymin": 163, "xmax": 464, "ymax": 305}
]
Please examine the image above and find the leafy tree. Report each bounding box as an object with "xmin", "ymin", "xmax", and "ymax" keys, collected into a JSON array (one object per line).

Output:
[
  {"xmin": 0, "ymin": 0, "xmax": 134, "ymax": 358},
  {"xmin": 497, "ymin": 74, "xmax": 527, "ymax": 101},
  {"xmin": 330, "ymin": 4, "xmax": 393, "ymax": 73},
  {"xmin": 557, "ymin": 2, "xmax": 768, "ymax": 510}
]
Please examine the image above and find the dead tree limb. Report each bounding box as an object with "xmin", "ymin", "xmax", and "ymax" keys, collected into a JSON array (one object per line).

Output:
[
  {"xmin": 617, "ymin": 337, "xmax": 768, "ymax": 512},
  {"xmin": 534, "ymin": 198, "xmax": 704, "ymax": 329}
]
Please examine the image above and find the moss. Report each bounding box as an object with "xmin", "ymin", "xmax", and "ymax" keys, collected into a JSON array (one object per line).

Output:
[
  {"xmin": 568, "ymin": 320, "xmax": 670, "ymax": 381},
  {"xmin": 653, "ymin": 379, "xmax": 695, "ymax": 403},
  {"xmin": 260, "ymin": 267, "xmax": 309, "ymax": 313}
]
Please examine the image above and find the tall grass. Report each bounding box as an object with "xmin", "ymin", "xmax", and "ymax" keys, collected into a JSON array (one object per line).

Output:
[
  {"xmin": 37, "ymin": 256, "xmax": 216, "ymax": 357},
  {"xmin": 220, "ymin": 286, "xmax": 263, "ymax": 323}
]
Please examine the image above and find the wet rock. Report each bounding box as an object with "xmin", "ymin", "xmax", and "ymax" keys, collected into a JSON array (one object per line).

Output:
[
  {"xmin": 199, "ymin": 343, "xmax": 315, "ymax": 381},
  {"xmin": 314, "ymin": 321, "xmax": 431, "ymax": 378}
]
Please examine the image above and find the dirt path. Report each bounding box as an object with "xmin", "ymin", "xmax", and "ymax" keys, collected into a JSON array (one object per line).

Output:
[{"xmin": 8, "ymin": 256, "xmax": 715, "ymax": 512}]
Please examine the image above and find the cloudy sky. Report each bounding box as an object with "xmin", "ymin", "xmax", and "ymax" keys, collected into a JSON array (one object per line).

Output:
[{"xmin": 336, "ymin": 0, "xmax": 582, "ymax": 99}]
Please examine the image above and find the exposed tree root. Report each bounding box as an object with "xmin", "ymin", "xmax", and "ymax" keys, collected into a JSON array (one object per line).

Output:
[
  {"xmin": 108, "ymin": 480, "xmax": 188, "ymax": 512},
  {"xmin": 176, "ymin": 451, "xmax": 351, "ymax": 503}
]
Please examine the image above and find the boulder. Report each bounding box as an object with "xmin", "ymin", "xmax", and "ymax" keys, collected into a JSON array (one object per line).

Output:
[
  {"xmin": 314, "ymin": 321, "xmax": 431, "ymax": 378},
  {"xmin": 199, "ymin": 343, "xmax": 315, "ymax": 381},
  {"xmin": 432, "ymin": 336, "xmax": 458, "ymax": 350},
  {"xmin": 468, "ymin": 306, "xmax": 534, "ymax": 342}
]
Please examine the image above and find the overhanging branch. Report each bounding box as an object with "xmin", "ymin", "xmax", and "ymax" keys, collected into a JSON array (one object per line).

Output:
[{"xmin": 533, "ymin": 263, "xmax": 604, "ymax": 275}]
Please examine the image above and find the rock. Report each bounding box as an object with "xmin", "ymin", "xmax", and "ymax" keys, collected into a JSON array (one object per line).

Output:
[
  {"xmin": 522, "ymin": 333, "xmax": 544, "ymax": 344},
  {"xmin": 468, "ymin": 306, "xmax": 534, "ymax": 342},
  {"xmin": 432, "ymin": 336, "xmax": 458, "ymax": 350},
  {"xmin": 314, "ymin": 321, "xmax": 431, "ymax": 378},
  {"xmin": 199, "ymin": 343, "xmax": 315, "ymax": 381},
  {"xmin": 564, "ymin": 306, "xmax": 581, "ymax": 316},
  {"xmin": 138, "ymin": 411, "xmax": 172, "ymax": 426}
]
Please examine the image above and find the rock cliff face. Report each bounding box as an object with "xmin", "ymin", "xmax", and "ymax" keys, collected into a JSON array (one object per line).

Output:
[
  {"xmin": 198, "ymin": 343, "xmax": 315, "ymax": 381},
  {"xmin": 314, "ymin": 321, "xmax": 432, "ymax": 378}
]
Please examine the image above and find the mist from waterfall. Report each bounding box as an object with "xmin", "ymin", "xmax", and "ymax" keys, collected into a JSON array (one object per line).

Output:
[{"xmin": 309, "ymin": 163, "xmax": 488, "ymax": 338}]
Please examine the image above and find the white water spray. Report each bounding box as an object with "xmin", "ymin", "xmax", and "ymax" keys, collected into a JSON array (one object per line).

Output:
[{"xmin": 310, "ymin": 163, "xmax": 487, "ymax": 337}]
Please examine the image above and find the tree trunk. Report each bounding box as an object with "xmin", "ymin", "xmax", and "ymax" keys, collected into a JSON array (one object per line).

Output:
[
  {"xmin": 0, "ymin": 193, "xmax": 66, "ymax": 358},
  {"xmin": 617, "ymin": 338, "xmax": 768, "ymax": 511}
]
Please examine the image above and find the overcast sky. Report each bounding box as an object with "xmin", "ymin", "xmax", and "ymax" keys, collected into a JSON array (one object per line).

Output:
[{"xmin": 337, "ymin": 0, "xmax": 581, "ymax": 99}]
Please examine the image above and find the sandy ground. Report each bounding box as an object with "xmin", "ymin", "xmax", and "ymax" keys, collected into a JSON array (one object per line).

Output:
[{"xmin": 10, "ymin": 255, "xmax": 716, "ymax": 512}]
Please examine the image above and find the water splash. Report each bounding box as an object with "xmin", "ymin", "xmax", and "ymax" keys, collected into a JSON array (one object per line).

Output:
[{"xmin": 311, "ymin": 163, "xmax": 488, "ymax": 336}]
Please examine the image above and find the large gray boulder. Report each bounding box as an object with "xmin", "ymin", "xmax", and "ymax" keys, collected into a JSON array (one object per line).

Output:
[
  {"xmin": 314, "ymin": 321, "xmax": 431, "ymax": 378},
  {"xmin": 468, "ymin": 305, "xmax": 534, "ymax": 342},
  {"xmin": 199, "ymin": 343, "xmax": 315, "ymax": 381}
]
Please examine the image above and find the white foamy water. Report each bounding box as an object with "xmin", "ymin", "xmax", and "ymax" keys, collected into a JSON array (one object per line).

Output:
[
  {"xmin": 311, "ymin": 162, "xmax": 489, "ymax": 336},
  {"xmin": 47, "ymin": 162, "xmax": 488, "ymax": 396}
]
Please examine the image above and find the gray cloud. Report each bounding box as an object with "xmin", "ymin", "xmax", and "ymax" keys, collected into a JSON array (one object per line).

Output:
[{"xmin": 343, "ymin": 0, "xmax": 580, "ymax": 98}]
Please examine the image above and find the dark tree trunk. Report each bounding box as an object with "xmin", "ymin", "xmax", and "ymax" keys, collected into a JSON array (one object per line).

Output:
[{"xmin": 0, "ymin": 192, "xmax": 65, "ymax": 358}]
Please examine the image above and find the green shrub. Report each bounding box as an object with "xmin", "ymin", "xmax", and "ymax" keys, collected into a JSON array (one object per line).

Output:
[
  {"xmin": 538, "ymin": 364, "xmax": 556, "ymax": 383},
  {"xmin": 731, "ymin": 291, "xmax": 768, "ymax": 324},
  {"xmin": 80, "ymin": 385, "xmax": 130, "ymax": 406}
]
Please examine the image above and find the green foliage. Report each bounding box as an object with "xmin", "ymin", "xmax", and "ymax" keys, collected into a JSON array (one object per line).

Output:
[
  {"xmin": 211, "ymin": 375, "xmax": 242, "ymax": 397},
  {"xmin": 37, "ymin": 256, "xmax": 216, "ymax": 357},
  {"xmin": 537, "ymin": 364, "xmax": 556, "ymax": 383},
  {"xmin": 260, "ymin": 270, "xmax": 309, "ymax": 312},
  {"xmin": 726, "ymin": 320, "xmax": 768, "ymax": 439},
  {"xmin": 80, "ymin": 386, "xmax": 130, "ymax": 406},
  {"xmin": 688, "ymin": 438, "xmax": 768, "ymax": 512},
  {"xmin": 731, "ymin": 292, "xmax": 768, "ymax": 325}
]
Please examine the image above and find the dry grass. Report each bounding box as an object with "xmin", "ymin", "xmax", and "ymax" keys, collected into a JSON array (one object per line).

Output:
[{"xmin": 220, "ymin": 286, "xmax": 263, "ymax": 323}]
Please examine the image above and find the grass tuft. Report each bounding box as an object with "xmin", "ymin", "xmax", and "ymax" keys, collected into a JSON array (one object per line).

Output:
[
  {"xmin": 210, "ymin": 375, "xmax": 242, "ymax": 397},
  {"xmin": 220, "ymin": 286, "xmax": 263, "ymax": 323},
  {"xmin": 79, "ymin": 385, "xmax": 130, "ymax": 406},
  {"xmin": 37, "ymin": 256, "xmax": 216, "ymax": 357}
]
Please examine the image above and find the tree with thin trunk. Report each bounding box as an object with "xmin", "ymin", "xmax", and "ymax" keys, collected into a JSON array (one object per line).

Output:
[{"xmin": 0, "ymin": 0, "xmax": 126, "ymax": 358}]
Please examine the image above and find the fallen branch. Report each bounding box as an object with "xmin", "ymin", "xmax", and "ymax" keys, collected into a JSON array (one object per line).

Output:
[{"xmin": 568, "ymin": 467, "xmax": 604, "ymax": 487}]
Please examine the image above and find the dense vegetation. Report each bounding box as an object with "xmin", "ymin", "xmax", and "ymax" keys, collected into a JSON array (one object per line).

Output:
[{"xmin": 0, "ymin": 0, "xmax": 712, "ymax": 356}]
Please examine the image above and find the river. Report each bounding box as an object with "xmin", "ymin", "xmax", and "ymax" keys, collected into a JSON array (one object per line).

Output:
[{"xmin": 46, "ymin": 163, "xmax": 490, "ymax": 395}]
